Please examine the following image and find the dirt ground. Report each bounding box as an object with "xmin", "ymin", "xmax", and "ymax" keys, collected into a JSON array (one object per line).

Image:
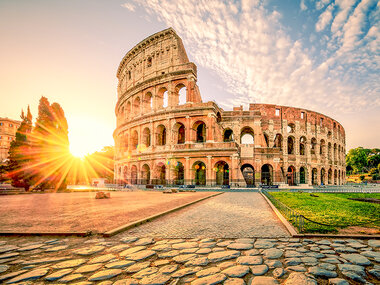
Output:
[{"xmin": 0, "ymin": 191, "xmax": 216, "ymax": 233}]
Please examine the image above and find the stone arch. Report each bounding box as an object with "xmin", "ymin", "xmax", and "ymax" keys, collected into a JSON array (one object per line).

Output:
[
  {"xmin": 240, "ymin": 127, "xmax": 254, "ymax": 144},
  {"xmin": 299, "ymin": 136, "xmax": 307, "ymax": 155},
  {"xmin": 193, "ymin": 121, "xmax": 206, "ymax": 143},
  {"xmin": 141, "ymin": 164, "xmax": 150, "ymax": 184},
  {"xmin": 216, "ymin": 112, "xmax": 222, "ymax": 123},
  {"xmin": 223, "ymin": 128, "xmax": 233, "ymax": 142},
  {"xmin": 261, "ymin": 164, "xmax": 273, "ymax": 186},
  {"xmin": 156, "ymin": 124, "xmax": 167, "ymax": 146},
  {"xmin": 142, "ymin": 127, "xmax": 151, "ymax": 147},
  {"xmin": 175, "ymin": 83, "xmax": 187, "ymax": 105},
  {"xmin": 154, "ymin": 162, "xmax": 166, "ymax": 185},
  {"xmin": 131, "ymin": 165, "xmax": 138, "ymax": 184},
  {"xmin": 173, "ymin": 161, "xmax": 184, "ymax": 185},
  {"xmin": 287, "ymin": 165, "xmax": 296, "ymax": 186},
  {"xmin": 312, "ymin": 168, "xmax": 318, "ymax": 185},
  {"xmin": 321, "ymin": 168, "xmax": 326, "ymax": 185},
  {"xmin": 157, "ymin": 87, "xmax": 168, "ymax": 109},
  {"xmin": 214, "ymin": 161, "xmax": 229, "ymax": 185},
  {"xmin": 320, "ymin": 139, "xmax": 325, "ymax": 155},
  {"xmin": 126, "ymin": 101, "xmax": 131, "ymax": 120},
  {"xmin": 287, "ymin": 123, "xmax": 295, "ymax": 133},
  {"xmin": 300, "ymin": 166, "xmax": 306, "ymax": 184},
  {"xmin": 334, "ymin": 143, "xmax": 337, "ymax": 162},
  {"xmin": 143, "ymin": 92, "xmax": 153, "ymax": 113},
  {"xmin": 123, "ymin": 166, "xmax": 128, "ymax": 183},
  {"xmin": 133, "ymin": 96, "xmax": 141, "ymax": 116},
  {"xmin": 287, "ymin": 136, "xmax": 295, "ymax": 154},
  {"xmin": 263, "ymin": 133, "xmax": 270, "ymax": 147},
  {"xmin": 273, "ymin": 134, "xmax": 283, "ymax": 150},
  {"xmin": 241, "ymin": 164, "xmax": 255, "ymax": 186},
  {"xmin": 131, "ymin": 130, "xmax": 138, "ymax": 150},
  {"xmin": 334, "ymin": 169, "xmax": 337, "ymax": 185},
  {"xmin": 193, "ymin": 161, "xmax": 206, "ymax": 185},
  {"xmin": 311, "ymin": 137, "xmax": 317, "ymax": 154},
  {"xmin": 173, "ymin": 122, "xmax": 185, "ymax": 144},
  {"xmin": 328, "ymin": 142, "xmax": 332, "ymax": 159},
  {"xmin": 328, "ymin": 168, "xmax": 332, "ymax": 184}
]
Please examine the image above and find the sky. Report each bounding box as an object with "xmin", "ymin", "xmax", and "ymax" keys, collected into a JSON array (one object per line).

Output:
[{"xmin": 0, "ymin": 0, "xmax": 379, "ymax": 156}]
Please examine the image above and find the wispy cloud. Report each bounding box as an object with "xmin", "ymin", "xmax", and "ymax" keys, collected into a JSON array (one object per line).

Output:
[
  {"xmin": 121, "ymin": 2, "xmax": 136, "ymax": 12},
  {"xmin": 123, "ymin": 0, "xmax": 379, "ymax": 114}
]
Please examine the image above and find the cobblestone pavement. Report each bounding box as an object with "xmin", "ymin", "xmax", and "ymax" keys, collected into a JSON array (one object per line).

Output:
[
  {"xmin": 0, "ymin": 235, "xmax": 379, "ymax": 284},
  {"xmin": 122, "ymin": 193, "xmax": 290, "ymax": 238}
]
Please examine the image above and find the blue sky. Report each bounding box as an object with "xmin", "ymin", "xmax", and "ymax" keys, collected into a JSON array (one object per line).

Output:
[{"xmin": 0, "ymin": 0, "xmax": 379, "ymax": 155}]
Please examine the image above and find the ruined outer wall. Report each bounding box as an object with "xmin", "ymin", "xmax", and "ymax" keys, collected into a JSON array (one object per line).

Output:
[
  {"xmin": 0, "ymin": 117, "xmax": 21, "ymax": 162},
  {"xmin": 114, "ymin": 28, "xmax": 346, "ymax": 186}
]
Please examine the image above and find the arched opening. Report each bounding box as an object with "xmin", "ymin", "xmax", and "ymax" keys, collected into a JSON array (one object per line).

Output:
[
  {"xmin": 287, "ymin": 136, "xmax": 295, "ymax": 154},
  {"xmin": 174, "ymin": 161, "xmax": 184, "ymax": 185},
  {"xmin": 157, "ymin": 87, "xmax": 168, "ymax": 109},
  {"xmin": 174, "ymin": 122, "xmax": 185, "ymax": 144},
  {"xmin": 123, "ymin": 166, "xmax": 128, "ymax": 183},
  {"xmin": 328, "ymin": 168, "xmax": 332, "ymax": 184},
  {"xmin": 287, "ymin": 166, "xmax": 296, "ymax": 186},
  {"xmin": 133, "ymin": 97, "xmax": 141, "ymax": 116},
  {"xmin": 163, "ymin": 90, "xmax": 169, "ymax": 108},
  {"xmin": 264, "ymin": 133, "xmax": 269, "ymax": 147},
  {"xmin": 240, "ymin": 127, "xmax": 254, "ymax": 144},
  {"xmin": 241, "ymin": 164, "xmax": 255, "ymax": 186},
  {"xmin": 320, "ymin": 139, "xmax": 325, "ymax": 155},
  {"xmin": 287, "ymin": 123, "xmax": 295, "ymax": 133},
  {"xmin": 261, "ymin": 164, "xmax": 273, "ymax": 186},
  {"xmin": 147, "ymin": 57, "xmax": 152, "ymax": 67},
  {"xmin": 216, "ymin": 112, "xmax": 222, "ymax": 123},
  {"xmin": 193, "ymin": 121, "xmax": 206, "ymax": 143},
  {"xmin": 334, "ymin": 143, "xmax": 337, "ymax": 162},
  {"xmin": 141, "ymin": 164, "xmax": 150, "ymax": 185},
  {"xmin": 311, "ymin": 138, "xmax": 317, "ymax": 154},
  {"xmin": 312, "ymin": 168, "xmax": 318, "ymax": 185},
  {"xmin": 176, "ymin": 83, "xmax": 187, "ymax": 105},
  {"xmin": 328, "ymin": 143, "xmax": 332, "ymax": 159},
  {"xmin": 193, "ymin": 161, "xmax": 206, "ymax": 185},
  {"xmin": 131, "ymin": 165, "xmax": 137, "ymax": 184},
  {"xmin": 143, "ymin": 92, "xmax": 153, "ymax": 113},
  {"xmin": 131, "ymin": 130, "xmax": 138, "ymax": 150},
  {"xmin": 273, "ymin": 134, "xmax": 283, "ymax": 150},
  {"xmin": 299, "ymin": 137, "xmax": 306, "ymax": 155},
  {"xmin": 223, "ymin": 129, "xmax": 233, "ymax": 142},
  {"xmin": 142, "ymin": 128, "xmax": 151, "ymax": 147},
  {"xmin": 334, "ymin": 169, "xmax": 337, "ymax": 185},
  {"xmin": 300, "ymin": 167, "xmax": 306, "ymax": 184},
  {"xmin": 215, "ymin": 161, "xmax": 229, "ymax": 185},
  {"xmin": 126, "ymin": 101, "xmax": 131, "ymax": 120},
  {"xmin": 338, "ymin": 170, "xmax": 341, "ymax": 185},
  {"xmin": 156, "ymin": 125, "xmax": 167, "ymax": 146},
  {"xmin": 321, "ymin": 168, "xmax": 326, "ymax": 185},
  {"xmin": 158, "ymin": 164, "xmax": 166, "ymax": 185},
  {"xmin": 122, "ymin": 133, "xmax": 129, "ymax": 151}
]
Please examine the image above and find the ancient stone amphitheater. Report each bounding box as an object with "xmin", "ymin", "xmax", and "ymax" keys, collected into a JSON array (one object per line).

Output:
[{"xmin": 114, "ymin": 28, "xmax": 346, "ymax": 187}]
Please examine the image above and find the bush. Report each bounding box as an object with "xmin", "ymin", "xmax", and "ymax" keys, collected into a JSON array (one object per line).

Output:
[
  {"xmin": 370, "ymin": 168, "xmax": 378, "ymax": 174},
  {"xmin": 372, "ymin": 174, "xmax": 380, "ymax": 181},
  {"xmin": 359, "ymin": 175, "xmax": 365, "ymax": 181}
]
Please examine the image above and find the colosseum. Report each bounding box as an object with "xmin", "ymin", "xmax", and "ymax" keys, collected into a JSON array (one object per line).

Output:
[{"xmin": 114, "ymin": 28, "xmax": 346, "ymax": 187}]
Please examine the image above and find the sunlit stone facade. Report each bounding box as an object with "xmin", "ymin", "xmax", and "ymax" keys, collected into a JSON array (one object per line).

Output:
[
  {"xmin": 0, "ymin": 117, "xmax": 21, "ymax": 162},
  {"xmin": 114, "ymin": 28, "xmax": 346, "ymax": 186}
]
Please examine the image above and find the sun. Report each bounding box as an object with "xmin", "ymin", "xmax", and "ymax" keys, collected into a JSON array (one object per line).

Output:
[{"xmin": 69, "ymin": 143, "xmax": 89, "ymax": 158}]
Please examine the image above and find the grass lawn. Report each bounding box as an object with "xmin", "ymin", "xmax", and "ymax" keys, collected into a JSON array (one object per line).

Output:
[{"xmin": 269, "ymin": 192, "xmax": 380, "ymax": 233}]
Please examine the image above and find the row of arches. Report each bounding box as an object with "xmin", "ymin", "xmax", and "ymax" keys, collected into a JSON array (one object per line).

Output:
[{"xmin": 119, "ymin": 83, "xmax": 187, "ymax": 121}]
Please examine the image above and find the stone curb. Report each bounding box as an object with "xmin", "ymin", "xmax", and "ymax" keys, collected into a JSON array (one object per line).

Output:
[
  {"xmin": 102, "ymin": 192, "xmax": 224, "ymax": 237},
  {"xmin": 0, "ymin": 231, "xmax": 90, "ymax": 237},
  {"xmin": 260, "ymin": 191, "xmax": 298, "ymax": 236}
]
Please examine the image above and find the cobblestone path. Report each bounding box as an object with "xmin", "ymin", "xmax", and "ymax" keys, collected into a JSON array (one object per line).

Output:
[
  {"xmin": 122, "ymin": 193, "xmax": 290, "ymax": 238},
  {"xmin": 0, "ymin": 236, "xmax": 379, "ymax": 284}
]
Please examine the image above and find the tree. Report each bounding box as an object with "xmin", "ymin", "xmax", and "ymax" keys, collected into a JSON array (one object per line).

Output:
[
  {"xmin": 346, "ymin": 147, "xmax": 370, "ymax": 173},
  {"xmin": 31, "ymin": 97, "xmax": 70, "ymax": 190},
  {"xmin": 84, "ymin": 146, "xmax": 114, "ymax": 182},
  {"xmin": 6, "ymin": 107, "xmax": 33, "ymax": 190}
]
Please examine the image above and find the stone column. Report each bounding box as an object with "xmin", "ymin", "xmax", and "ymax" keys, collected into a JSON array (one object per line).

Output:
[
  {"xmin": 185, "ymin": 157, "xmax": 190, "ymax": 185},
  {"xmin": 207, "ymin": 156, "xmax": 212, "ymax": 186}
]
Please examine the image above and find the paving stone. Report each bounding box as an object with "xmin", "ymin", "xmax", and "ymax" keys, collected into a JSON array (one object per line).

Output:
[
  {"xmin": 134, "ymin": 238, "xmax": 154, "ymax": 246},
  {"xmin": 113, "ymin": 279, "xmax": 139, "ymax": 285},
  {"xmin": 180, "ymin": 248, "xmax": 198, "ymax": 254},
  {"xmin": 0, "ymin": 270, "xmax": 28, "ymax": 282},
  {"xmin": 185, "ymin": 256, "xmax": 209, "ymax": 266},
  {"xmin": 22, "ymin": 256, "xmax": 70, "ymax": 265},
  {"xmin": 191, "ymin": 273, "xmax": 227, "ymax": 285},
  {"xmin": 52, "ymin": 259, "xmax": 87, "ymax": 269},
  {"xmin": 167, "ymin": 238, "xmax": 186, "ymax": 244},
  {"xmin": 319, "ymin": 263, "xmax": 336, "ymax": 271},
  {"xmin": 249, "ymin": 276, "xmax": 279, "ymax": 285},
  {"xmin": 361, "ymin": 250, "xmax": 380, "ymax": 262},
  {"xmin": 285, "ymin": 250, "xmax": 303, "ymax": 258},
  {"xmin": 172, "ymin": 242, "xmax": 198, "ymax": 249},
  {"xmin": 308, "ymin": 266, "xmax": 337, "ymax": 278},
  {"xmin": 105, "ymin": 260, "xmax": 135, "ymax": 269},
  {"xmin": 124, "ymin": 250, "xmax": 156, "ymax": 261},
  {"xmin": 243, "ymin": 249, "xmax": 260, "ymax": 256},
  {"xmin": 132, "ymin": 267, "xmax": 159, "ymax": 279},
  {"xmin": 74, "ymin": 263, "xmax": 103, "ymax": 273},
  {"xmin": 265, "ymin": 260, "xmax": 282, "ymax": 268},
  {"xmin": 224, "ymin": 278, "xmax": 245, "ymax": 285},
  {"xmin": 120, "ymin": 237, "xmax": 138, "ymax": 243},
  {"xmin": 335, "ymin": 247, "xmax": 357, "ymax": 253},
  {"xmin": 44, "ymin": 245, "xmax": 68, "ymax": 252},
  {"xmin": 253, "ymin": 240, "xmax": 274, "ymax": 249},
  {"xmin": 301, "ymin": 256, "xmax": 318, "ymax": 265},
  {"xmin": 295, "ymin": 247, "xmax": 308, "ymax": 253},
  {"xmin": 173, "ymin": 253, "xmax": 197, "ymax": 263},
  {"xmin": 217, "ymin": 261, "xmax": 235, "ymax": 270},
  {"xmin": 88, "ymin": 269, "xmax": 122, "ymax": 281},
  {"xmin": 158, "ymin": 250, "xmax": 179, "ymax": 258},
  {"xmin": 321, "ymin": 250, "xmax": 336, "ymax": 254},
  {"xmin": 306, "ymin": 252, "xmax": 325, "ymax": 259},
  {"xmin": 6, "ymin": 268, "xmax": 49, "ymax": 284},
  {"xmin": 151, "ymin": 244, "xmax": 172, "ymax": 252},
  {"xmin": 316, "ymin": 240, "xmax": 331, "ymax": 245},
  {"xmin": 199, "ymin": 242, "xmax": 216, "ymax": 248},
  {"xmin": 0, "ymin": 252, "xmax": 19, "ymax": 260},
  {"xmin": 74, "ymin": 246, "xmax": 105, "ymax": 256},
  {"xmin": 237, "ymin": 256, "xmax": 262, "ymax": 266},
  {"xmin": 125, "ymin": 261, "xmax": 150, "ymax": 273},
  {"xmin": 287, "ymin": 265, "xmax": 306, "ymax": 272},
  {"xmin": 285, "ymin": 258, "xmax": 302, "ymax": 266},
  {"xmin": 337, "ymin": 264, "xmax": 365, "ymax": 276},
  {"xmin": 158, "ymin": 264, "xmax": 178, "ymax": 274},
  {"xmin": 222, "ymin": 265, "xmax": 250, "ymax": 277},
  {"xmin": 227, "ymin": 243, "xmax": 253, "ymax": 250},
  {"xmin": 18, "ymin": 244, "xmax": 44, "ymax": 252},
  {"xmin": 172, "ymin": 266, "xmax": 201, "ymax": 278},
  {"xmin": 340, "ymin": 253, "xmax": 371, "ymax": 266},
  {"xmin": 88, "ymin": 253, "xmax": 116, "ymax": 264},
  {"xmin": 153, "ymin": 259, "xmax": 170, "ymax": 266},
  {"xmin": 216, "ymin": 241, "xmax": 233, "ymax": 247},
  {"xmin": 139, "ymin": 273, "xmax": 171, "ymax": 285},
  {"xmin": 368, "ymin": 239, "xmax": 380, "ymax": 248},
  {"xmin": 196, "ymin": 248, "xmax": 212, "ymax": 254},
  {"xmin": 250, "ymin": 264, "xmax": 268, "ymax": 275},
  {"xmin": 0, "ymin": 265, "xmax": 9, "ymax": 274},
  {"xmin": 119, "ymin": 246, "xmax": 146, "ymax": 257},
  {"xmin": 107, "ymin": 244, "xmax": 130, "ymax": 253},
  {"xmin": 200, "ymin": 238, "xmax": 215, "ymax": 243},
  {"xmin": 58, "ymin": 273, "xmax": 85, "ymax": 283},
  {"xmin": 309, "ymin": 246, "xmax": 320, "ymax": 251},
  {"xmin": 320, "ymin": 257, "xmax": 341, "ymax": 264},
  {"xmin": 212, "ymin": 247, "xmax": 225, "ymax": 252},
  {"xmin": 235, "ymin": 238, "xmax": 255, "ymax": 244},
  {"xmin": 208, "ymin": 250, "xmax": 240, "ymax": 262},
  {"xmin": 45, "ymin": 268, "xmax": 73, "ymax": 281},
  {"xmin": 273, "ymin": 267, "xmax": 285, "ymax": 278},
  {"xmin": 328, "ymin": 278, "xmax": 349, "ymax": 285},
  {"xmin": 283, "ymin": 272, "xmax": 317, "ymax": 285},
  {"xmin": 196, "ymin": 267, "xmax": 220, "ymax": 278},
  {"xmin": 340, "ymin": 271, "xmax": 366, "ymax": 283},
  {"xmin": 262, "ymin": 248, "xmax": 282, "ymax": 259},
  {"xmin": 368, "ymin": 268, "xmax": 380, "ymax": 279}
]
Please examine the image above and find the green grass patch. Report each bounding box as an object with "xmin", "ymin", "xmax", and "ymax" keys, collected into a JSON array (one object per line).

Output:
[{"xmin": 269, "ymin": 192, "xmax": 380, "ymax": 233}]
